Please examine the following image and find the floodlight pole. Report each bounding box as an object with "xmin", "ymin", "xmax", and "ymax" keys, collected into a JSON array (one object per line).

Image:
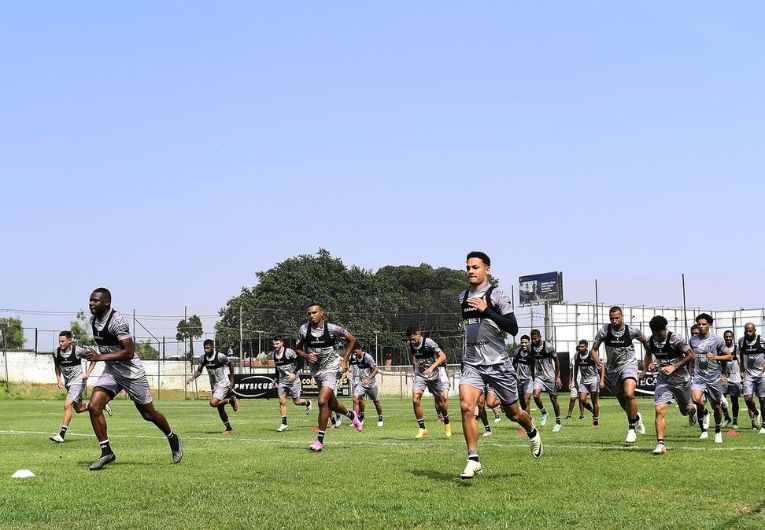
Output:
[
  {"xmin": 682, "ymin": 273, "xmax": 689, "ymax": 340},
  {"xmin": 2, "ymin": 326, "xmax": 9, "ymax": 392}
]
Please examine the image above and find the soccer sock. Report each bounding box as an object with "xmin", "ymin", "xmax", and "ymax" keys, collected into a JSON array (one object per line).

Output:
[
  {"xmin": 345, "ymin": 411, "xmax": 355, "ymax": 420},
  {"xmin": 657, "ymin": 439, "xmax": 665, "ymax": 445},
  {"xmin": 59, "ymin": 425, "xmax": 68, "ymax": 439},
  {"xmin": 281, "ymin": 416, "xmax": 287, "ymax": 426},
  {"xmin": 555, "ymin": 416, "xmax": 561, "ymax": 424},
  {"xmin": 442, "ymin": 415, "xmax": 450, "ymax": 425},
  {"xmin": 99, "ymin": 439, "xmax": 113, "ymax": 456},
  {"xmin": 733, "ymin": 416, "xmax": 738, "ymax": 424},
  {"xmin": 317, "ymin": 430, "xmax": 326, "ymax": 444},
  {"xmin": 526, "ymin": 427, "xmax": 537, "ymax": 439},
  {"xmin": 628, "ymin": 417, "xmax": 637, "ymax": 430},
  {"xmin": 715, "ymin": 423, "xmax": 721, "ymax": 433},
  {"xmin": 305, "ymin": 400, "xmax": 311, "ymax": 409},
  {"xmin": 468, "ymin": 449, "xmax": 479, "ymax": 462},
  {"xmin": 416, "ymin": 418, "xmax": 425, "ymax": 429},
  {"xmin": 724, "ymin": 409, "xmax": 731, "ymax": 421},
  {"xmin": 378, "ymin": 414, "xmax": 383, "ymax": 422},
  {"xmin": 224, "ymin": 421, "xmax": 232, "ymax": 431},
  {"xmin": 359, "ymin": 412, "xmax": 365, "ymax": 422},
  {"xmin": 493, "ymin": 410, "xmax": 500, "ymax": 418},
  {"xmin": 166, "ymin": 432, "xmax": 180, "ymax": 450},
  {"xmin": 218, "ymin": 406, "xmax": 229, "ymax": 424},
  {"xmin": 484, "ymin": 423, "xmax": 492, "ymax": 432},
  {"xmin": 540, "ymin": 408, "xmax": 548, "ymax": 415},
  {"xmin": 583, "ymin": 402, "xmax": 593, "ymax": 412},
  {"xmin": 697, "ymin": 407, "xmax": 705, "ymax": 423},
  {"xmin": 593, "ymin": 416, "xmax": 599, "ymax": 425}
]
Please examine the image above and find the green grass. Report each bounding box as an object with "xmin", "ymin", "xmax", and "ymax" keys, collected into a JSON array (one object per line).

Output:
[{"xmin": 1, "ymin": 395, "xmax": 764, "ymax": 529}]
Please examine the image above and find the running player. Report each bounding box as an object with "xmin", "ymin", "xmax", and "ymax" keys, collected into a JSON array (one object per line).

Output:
[
  {"xmin": 270, "ymin": 335, "xmax": 311, "ymax": 432},
  {"xmin": 571, "ymin": 339, "xmax": 599, "ymax": 426},
  {"xmin": 512, "ymin": 335, "xmax": 534, "ymax": 415},
  {"xmin": 83, "ymin": 288, "xmax": 182, "ymax": 470},
  {"xmin": 407, "ymin": 327, "xmax": 451, "ymax": 439},
  {"xmin": 689, "ymin": 313, "xmax": 731, "ymax": 443},
  {"xmin": 349, "ymin": 344, "xmax": 384, "ymax": 427},
  {"xmin": 590, "ymin": 306, "xmax": 650, "ymax": 444},
  {"xmin": 722, "ymin": 330, "xmax": 744, "ymax": 429},
  {"xmin": 565, "ymin": 351, "xmax": 585, "ymax": 420},
  {"xmin": 186, "ymin": 339, "xmax": 239, "ymax": 434},
  {"xmin": 49, "ymin": 331, "xmax": 107, "ymax": 443},
  {"xmin": 458, "ymin": 251, "xmax": 542, "ymax": 479},
  {"xmin": 738, "ymin": 322, "xmax": 765, "ymax": 432},
  {"xmin": 296, "ymin": 302, "xmax": 362, "ymax": 452},
  {"xmin": 530, "ymin": 329, "xmax": 562, "ymax": 432},
  {"xmin": 640, "ymin": 315, "xmax": 696, "ymax": 454}
]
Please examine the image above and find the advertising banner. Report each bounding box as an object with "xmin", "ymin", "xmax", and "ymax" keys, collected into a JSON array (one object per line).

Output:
[{"xmin": 519, "ymin": 271, "xmax": 563, "ymax": 306}]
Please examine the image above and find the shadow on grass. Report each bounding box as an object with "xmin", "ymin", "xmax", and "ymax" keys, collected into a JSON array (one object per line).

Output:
[
  {"xmin": 713, "ymin": 499, "xmax": 765, "ymax": 529},
  {"xmin": 409, "ymin": 468, "xmax": 521, "ymax": 483}
]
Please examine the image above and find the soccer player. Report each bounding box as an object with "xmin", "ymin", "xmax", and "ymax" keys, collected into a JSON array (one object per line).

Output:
[
  {"xmin": 530, "ymin": 329, "xmax": 562, "ymax": 432},
  {"xmin": 689, "ymin": 313, "xmax": 731, "ymax": 443},
  {"xmin": 349, "ymin": 344, "xmax": 384, "ymax": 427},
  {"xmin": 458, "ymin": 251, "xmax": 542, "ymax": 479},
  {"xmin": 571, "ymin": 339, "xmax": 599, "ymax": 426},
  {"xmin": 565, "ymin": 352, "xmax": 585, "ymax": 420},
  {"xmin": 83, "ymin": 288, "xmax": 182, "ymax": 470},
  {"xmin": 186, "ymin": 339, "xmax": 239, "ymax": 435},
  {"xmin": 407, "ymin": 327, "xmax": 451, "ymax": 439},
  {"xmin": 512, "ymin": 335, "xmax": 534, "ymax": 416},
  {"xmin": 722, "ymin": 330, "xmax": 744, "ymax": 429},
  {"xmin": 49, "ymin": 331, "xmax": 108, "ymax": 443},
  {"xmin": 270, "ymin": 335, "xmax": 311, "ymax": 432},
  {"xmin": 590, "ymin": 306, "xmax": 650, "ymax": 444},
  {"xmin": 640, "ymin": 316, "xmax": 696, "ymax": 454},
  {"xmin": 738, "ymin": 322, "xmax": 765, "ymax": 432},
  {"xmin": 296, "ymin": 302, "xmax": 362, "ymax": 452}
]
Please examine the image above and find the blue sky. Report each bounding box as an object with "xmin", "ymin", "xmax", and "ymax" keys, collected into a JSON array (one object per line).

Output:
[{"xmin": 2, "ymin": 2, "xmax": 764, "ymax": 344}]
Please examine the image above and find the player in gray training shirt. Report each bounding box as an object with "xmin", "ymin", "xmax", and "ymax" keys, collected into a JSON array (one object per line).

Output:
[
  {"xmin": 722, "ymin": 330, "xmax": 745, "ymax": 430},
  {"xmin": 271, "ymin": 335, "xmax": 311, "ymax": 432},
  {"xmin": 512, "ymin": 335, "xmax": 535, "ymax": 415},
  {"xmin": 640, "ymin": 315, "xmax": 696, "ymax": 455},
  {"xmin": 83, "ymin": 288, "xmax": 182, "ymax": 470},
  {"xmin": 49, "ymin": 330, "xmax": 102, "ymax": 443},
  {"xmin": 458, "ymin": 251, "xmax": 542, "ymax": 480},
  {"xmin": 408, "ymin": 327, "xmax": 452, "ymax": 439},
  {"xmin": 349, "ymin": 344, "xmax": 384, "ymax": 428},
  {"xmin": 738, "ymin": 322, "xmax": 765, "ymax": 432},
  {"xmin": 571, "ymin": 339, "xmax": 599, "ymax": 426},
  {"xmin": 689, "ymin": 313, "xmax": 731, "ymax": 443},
  {"xmin": 591, "ymin": 306, "xmax": 650, "ymax": 444},
  {"xmin": 530, "ymin": 329, "xmax": 562, "ymax": 431},
  {"xmin": 187, "ymin": 339, "xmax": 239, "ymax": 434},
  {"xmin": 296, "ymin": 302, "xmax": 363, "ymax": 452}
]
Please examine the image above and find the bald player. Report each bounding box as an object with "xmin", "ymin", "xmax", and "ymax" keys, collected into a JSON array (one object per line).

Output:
[
  {"xmin": 186, "ymin": 339, "xmax": 239, "ymax": 435},
  {"xmin": 571, "ymin": 339, "xmax": 599, "ymax": 426},
  {"xmin": 349, "ymin": 344, "xmax": 384, "ymax": 427},
  {"xmin": 512, "ymin": 335, "xmax": 535, "ymax": 416},
  {"xmin": 530, "ymin": 329, "xmax": 562, "ymax": 432},
  {"xmin": 738, "ymin": 322, "xmax": 765, "ymax": 432},
  {"xmin": 407, "ymin": 327, "xmax": 451, "ymax": 439},
  {"xmin": 722, "ymin": 330, "xmax": 744, "ymax": 430}
]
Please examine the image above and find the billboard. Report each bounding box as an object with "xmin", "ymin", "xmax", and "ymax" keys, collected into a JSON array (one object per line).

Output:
[
  {"xmin": 233, "ymin": 372, "xmax": 351, "ymax": 399},
  {"xmin": 519, "ymin": 271, "xmax": 563, "ymax": 306}
]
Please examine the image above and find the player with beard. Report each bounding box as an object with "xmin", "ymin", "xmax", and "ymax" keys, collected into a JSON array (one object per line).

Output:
[
  {"xmin": 571, "ymin": 339, "xmax": 599, "ymax": 426},
  {"xmin": 738, "ymin": 322, "xmax": 765, "ymax": 432},
  {"xmin": 186, "ymin": 339, "xmax": 239, "ymax": 434}
]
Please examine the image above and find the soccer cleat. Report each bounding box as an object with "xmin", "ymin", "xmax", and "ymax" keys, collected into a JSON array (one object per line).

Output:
[
  {"xmin": 723, "ymin": 418, "xmax": 732, "ymax": 428},
  {"xmin": 482, "ymin": 430, "xmax": 493, "ymax": 437},
  {"xmin": 565, "ymin": 415, "xmax": 572, "ymax": 420},
  {"xmin": 436, "ymin": 417, "xmax": 445, "ymax": 424},
  {"xmin": 759, "ymin": 427, "xmax": 765, "ymax": 435},
  {"xmin": 530, "ymin": 432, "xmax": 543, "ymax": 458},
  {"xmin": 309, "ymin": 439, "xmax": 324, "ymax": 452},
  {"xmin": 720, "ymin": 395, "xmax": 729, "ymax": 411},
  {"xmin": 636, "ymin": 413, "xmax": 646, "ymax": 435},
  {"xmin": 652, "ymin": 443, "xmax": 667, "ymax": 455},
  {"xmin": 444, "ymin": 424, "xmax": 452, "ymax": 438},
  {"xmin": 377, "ymin": 420, "xmax": 383, "ymax": 427},
  {"xmin": 756, "ymin": 411, "xmax": 763, "ymax": 429},
  {"xmin": 223, "ymin": 429, "xmax": 233, "ymax": 435},
  {"xmin": 334, "ymin": 415, "xmax": 343, "ymax": 428},
  {"xmin": 552, "ymin": 423, "xmax": 562, "ymax": 433},
  {"xmin": 578, "ymin": 415, "xmax": 585, "ymax": 420},
  {"xmin": 714, "ymin": 431, "xmax": 723, "ymax": 444},
  {"xmin": 494, "ymin": 415, "xmax": 501, "ymax": 424},
  {"xmin": 688, "ymin": 406, "xmax": 698, "ymax": 426},
  {"xmin": 89, "ymin": 453, "xmax": 116, "ymax": 471},
  {"xmin": 276, "ymin": 424, "xmax": 288, "ymax": 432},
  {"xmin": 702, "ymin": 410, "xmax": 710, "ymax": 431},
  {"xmin": 351, "ymin": 411, "xmax": 363, "ymax": 432},
  {"xmin": 171, "ymin": 436, "xmax": 183, "ymax": 463},
  {"xmin": 733, "ymin": 423, "xmax": 739, "ymax": 430},
  {"xmin": 305, "ymin": 400, "xmax": 312, "ymax": 415},
  {"xmin": 699, "ymin": 431, "xmax": 709, "ymax": 440},
  {"xmin": 49, "ymin": 434, "xmax": 64, "ymax": 443},
  {"xmin": 231, "ymin": 395, "xmax": 239, "ymax": 412},
  {"xmin": 460, "ymin": 459, "xmax": 483, "ymax": 479},
  {"xmin": 540, "ymin": 412, "xmax": 549, "ymax": 426},
  {"xmin": 415, "ymin": 428, "xmax": 428, "ymax": 439},
  {"xmin": 105, "ymin": 403, "xmax": 112, "ymax": 417},
  {"xmin": 625, "ymin": 429, "xmax": 637, "ymax": 444}
]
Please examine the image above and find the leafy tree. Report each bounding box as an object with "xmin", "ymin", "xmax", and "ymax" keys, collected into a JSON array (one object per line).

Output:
[
  {"xmin": 70, "ymin": 310, "xmax": 96, "ymax": 346},
  {"xmin": 0, "ymin": 317, "xmax": 25, "ymax": 349},
  {"xmin": 135, "ymin": 339, "xmax": 159, "ymax": 360},
  {"xmin": 176, "ymin": 315, "xmax": 203, "ymax": 357}
]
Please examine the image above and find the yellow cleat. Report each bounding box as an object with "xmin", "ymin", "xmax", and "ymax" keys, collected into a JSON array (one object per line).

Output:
[
  {"xmin": 444, "ymin": 425, "xmax": 452, "ymax": 438},
  {"xmin": 416, "ymin": 428, "xmax": 428, "ymax": 439}
]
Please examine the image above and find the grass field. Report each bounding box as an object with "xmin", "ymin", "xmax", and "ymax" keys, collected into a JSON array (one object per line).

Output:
[{"xmin": 1, "ymin": 392, "xmax": 765, "ymax": 529}]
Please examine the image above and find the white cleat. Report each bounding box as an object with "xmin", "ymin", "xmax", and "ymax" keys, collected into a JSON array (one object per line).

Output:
[
  {"xmin": 105, "ymin": 403, "xmax": 112, "ymax": 417},
  {"xmin": 493, "ymin": 416, "xmax": 501, "ymax": 424},
  {"xmin": 652, "ymin": 443, "xmax": 667, "ymax": 455},
  {"xmin": 759, "ymin": 427, "xmax": 765, "ymax": 435},
  {"xmin": 625, "ymin": 429, "xmax": 637, "ymax": 444},
  {"xmin": 530, "ymin": 432, "xmax": 543, "ymax": 458},
  {"xmin": 49, "ymin": 434, "xmax": 64, "ymax": 443},
  {"xmin": 482, "ymin": 430, "xmax": 493, "ymax": 437},
  {"xmin": 702, "ymin": 410, "xmax": 710, "ymax": 431},
  {"xmin": 276, "ymin": 424, "xmax": 288, "ymax": 432},
  {"xmin": 688, "ymin": 406, "xmax": 698, "ymax": 426},
  {"xmin": 305, "ymin": 400, "xmax": 312, "ymax": 415},
  {"xmin": 460, "ymin": 459, "xmax": 483, "ymax": 479},
  {"xmin": 714, "ymin": 431, "xmax": 723, "ymax": 444},
  {"xmin": 377, "ymin": 421, "xmax": 383, "ymax": 427},
  {"xmin": 636, "ymin": 413, "xmax": 646, "ymax": 435},
  {"xmin": 552, "ymin": 423, "xmax": 561, "ymax": 433},
  {"xmin": 699, "ymin": 431, "xmax": 709, "ymax": 440}
]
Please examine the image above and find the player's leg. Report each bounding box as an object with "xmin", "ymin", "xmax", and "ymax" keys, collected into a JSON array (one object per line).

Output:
[
  {"xmin": 476, "ymin": 392, "xmax": 492, "ymax": 436},
  {"xmin": 691, "ymin": 387, "xmax": 709, "ymax": 438},
  {"xmin": 566, "ymin": 390, "xmax": 577, "ymax": 419},
  {"xmin": 549, "ymin": 389, "xmax": 562, "ymax": 431},
  {"xmin": 276, "ymin": 393, "xmax": 289, "ymax": 431},
  {"xmin": 87, "ymin": 388, "xmax": 117, "ymax": 469},
  {"xmin": 412, "ymin": 388, "xmax": 426, "ymax": 436},
  {"xmin": 459, "ymin": 383, "xmax": 483, "ymax": 477},
  {"xmin": 327, "ymin": 382, "xmax": 362, "ymax": 431},
  {"xmin": 590, "ymin": 391, "xmax": 600, "ymax": 426},
  {"xmin": 373, "ymin": 399, "xmax": 384, "ymax": 426},
  {"xmin": 532, "ymin": 381, "xmax": 548, "ymax": 425},
  {"xmin": 435, "ymin": 390, "xmax": 451, "ymax": 437}
]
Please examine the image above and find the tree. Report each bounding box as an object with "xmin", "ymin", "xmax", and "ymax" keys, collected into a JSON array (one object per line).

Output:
[
  {"xmin": 135, "ymin": 339, "xmax": 159, "ymax": 360},
  {"xmin": 176, "ymin": 315, "xmax": 203, "ymax": 357},
  {"xmin": 0, "ymin": 317, "xmax": 25, "ymax": 349},
  {"xmin": 70, "ymin": 311, "xmax": 96, "ymax": 346}
]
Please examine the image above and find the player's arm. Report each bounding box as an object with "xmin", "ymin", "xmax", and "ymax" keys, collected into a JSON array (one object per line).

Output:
[
  {"xmin": 53, "ymin": 361, "xmax": 63, "ymax": 389},
  {"xmin": 590, "ymin": 339, "xmax": 605, "ymax": 388},
  {"xmin": 425, "ymin": 351, "xmax": 447, "ymax": 377},
  {"xmin": 228, "ymin": 358, "xmax": 235, "ymax": 389},
  {"xmin": 83, "ymin": 337, "xmax": 134, "ymax": 362},
  {"xmin": 466, "ymin": 294, "xmax": 518, "ymax": 335},
  {"xmin": 84, "ymin": 360, "xmax": 97, "ymax": 381},
  {"xmin": 639, "ymin": 349, "xmax": 653, "ymax": 379},
  {"xmin": 553, "ymin": 351, "xmax": 561, "ymax": 389},
  {"xmin": 571, "ymin": 362, "xmax": 578, "ymax": 388},
  {"xmin": 410, "ymin": 354, "xmax": 417, "ymax": 373},
  {"xmin": 712, "ymin": 343, "xmax": 732, "ymax": 363},
  {"xmin": 186, "ymin": 359, "xmax": 204, "ymax": 384}
]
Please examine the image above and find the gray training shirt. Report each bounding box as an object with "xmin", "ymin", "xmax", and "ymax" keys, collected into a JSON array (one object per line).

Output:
[
  {"xmin": 690, "ymin": 334, "xmax": 728, "ymax": 383},
  {"xmin": 53, "ymin": 346, "xmax": 88, "ymax": 387},
  {"xmin": 738, "ymin": 335, "xmax": 765, "ymax": 378},
  {"xmin": 91, "ymin": 310, "xmax": 146, "ymax": 379},
  {"xmin": 593, "ymin": 324, "xmax": 646, "ymax": 370},
  {"xmin": 199, "ymin": 351, "xmax": 231, "ymax": 390},
  {"xmin": 532, "ymin": 341, "xmax": 557, "ymax": 382},
  {"xmin": 460, "ymin": 284, "xmax": 514, "ymax": 366},
  {"xmin": 297, "ymin": 322, "xmax": 348, "ymax": 375}
]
